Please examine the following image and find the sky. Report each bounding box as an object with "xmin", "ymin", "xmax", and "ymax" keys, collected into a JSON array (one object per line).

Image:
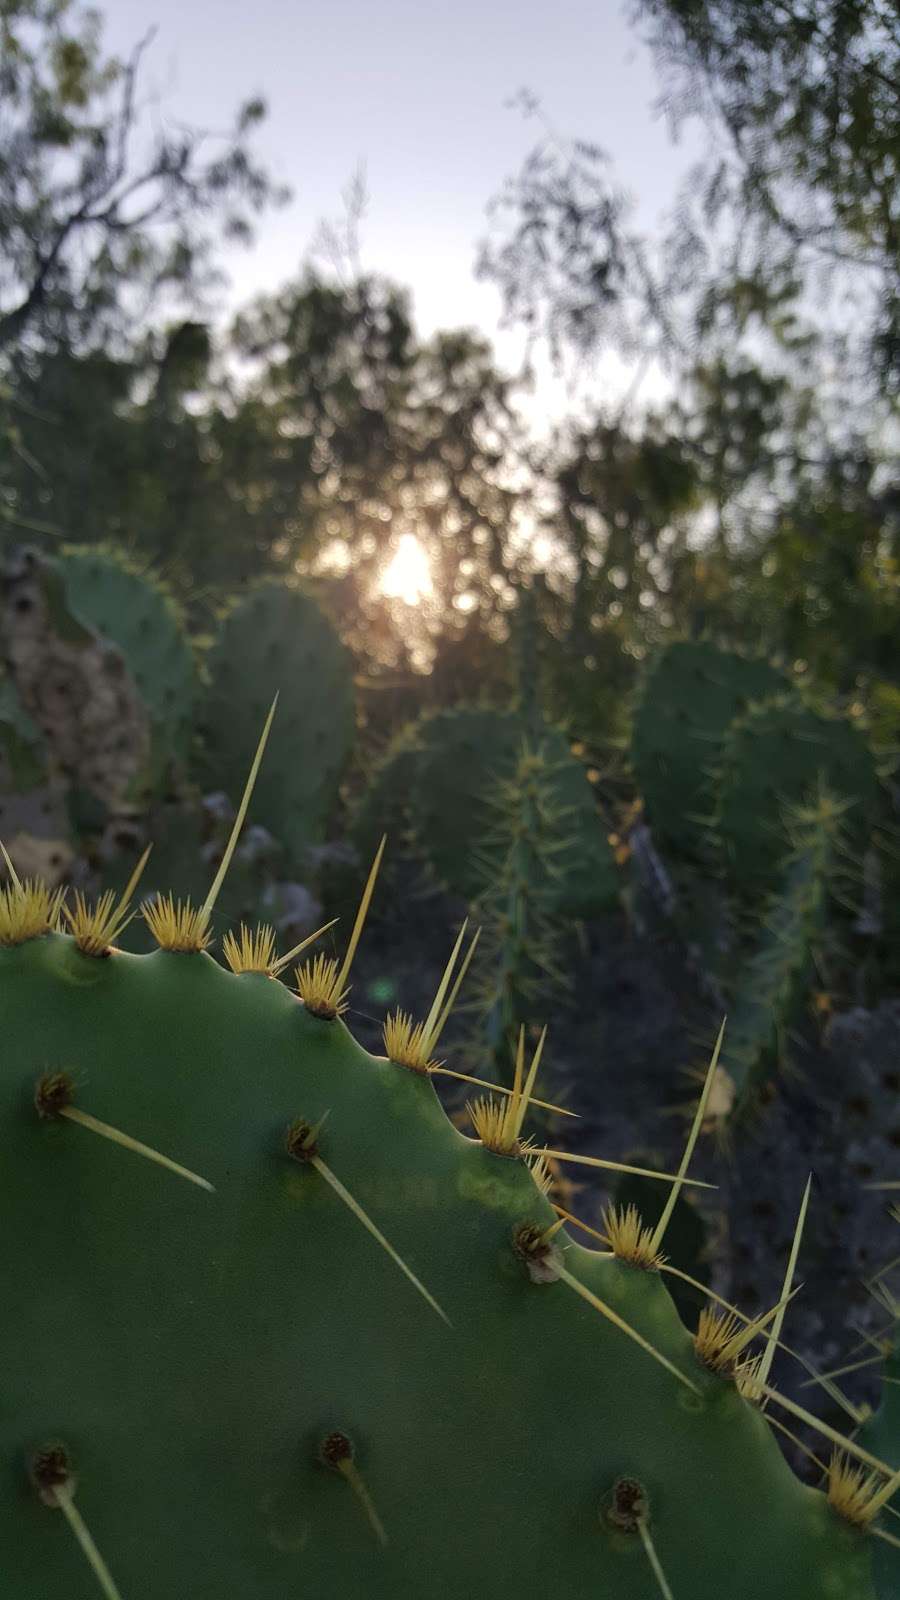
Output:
[{"xmin": 104, "ymin": 0, "xmax": 701, "ymax": 411}]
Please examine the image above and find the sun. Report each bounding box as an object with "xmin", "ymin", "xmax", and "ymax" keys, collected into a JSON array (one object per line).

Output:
[{"xmin": 379, "ymin": 534, "xmax": 433, "ymax": 605}]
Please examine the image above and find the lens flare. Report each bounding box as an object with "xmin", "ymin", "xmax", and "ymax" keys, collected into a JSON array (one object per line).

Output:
[{"xmin": 380, "ymin": 534, "xmax": 433, "ymax": 605}]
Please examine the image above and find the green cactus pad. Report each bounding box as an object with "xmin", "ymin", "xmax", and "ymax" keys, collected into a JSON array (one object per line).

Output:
[
  {"xmin": 631, "ymin": 641, "xmax": 787, "ymax": 856},
  {"xmin": 353, "ymin": 722, "xmax": 426, "ymax": 865},
  {"xmin": 409, "ymin": 707, "xmax": 618, "ymax": 915},
  {"xmin": 2, "ymin": 927, "xmax": 878, "ymax": 1598},
  {"xmin": 55, "ymin": 546, "xmax": 196, "ymax": 782},
  {"xmin": 199, "ymin": 583, "xmax": 354, "ymax": 865},
  {"xmin": 406, "ymin": 706, "xmax": 521, "ymax": 897},
  {"xmin": 715, "ymin": 697, "xmax": 878, "ymax": 899}
]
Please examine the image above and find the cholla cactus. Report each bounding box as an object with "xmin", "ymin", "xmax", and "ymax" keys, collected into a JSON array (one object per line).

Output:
[{"xmin": 712, "ymin": 791, "xmax": 846, "ymax": 1133}]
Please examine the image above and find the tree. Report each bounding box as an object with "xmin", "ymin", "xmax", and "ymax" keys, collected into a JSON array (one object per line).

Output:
[
  {"xmin": 635, "ymin": 0, "xmax": 900, "ymax": 397},
  {"xmin": 222, "ymin": 271, "xmax": 525, "ymax": 669},
  {"xmin": 478, "ymin": 6, "xmax": 899, "ymax": 704},
  {"xmin": 1, "ymin": 265, "xmax": 528, "ymax": 687},
  {"xmin": 0, "ymin": 0, "xmax": 284, "ymax": 357},
  {"xmin": 482, "ymin": 5, "xmax": 899, "ymax": 405}
]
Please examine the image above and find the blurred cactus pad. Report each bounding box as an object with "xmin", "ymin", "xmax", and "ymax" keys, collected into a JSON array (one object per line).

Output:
[
  {"xmin": 631, "ymin": 641, "xmax": 788, "ymax": 859},
  {"xmin": 0, "ymin": 711, "xmax": 895, "ymax": 1600},
  {"xmin": 357, "ymin": 705, "xmax": 618, "ymax": 916},
  {"xmin": 54, "ymin": 546, "xmax": 197, "ymax": 782},
  {"xmin": 198, "ymin": 581, "xmax": 355, "ymax": 865}
]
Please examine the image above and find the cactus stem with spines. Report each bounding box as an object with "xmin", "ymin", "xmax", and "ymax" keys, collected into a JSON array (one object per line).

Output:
[
  {"xmin": 553, "ymin": 1203, "xmax": 861, "ymax": 1419},
  {"xmin": 1, "ymin": 692, "xmax": 890, "ymax": 1598},
  {"xmin": 604, "ymin": 1476, "xmax": 676, "ymax": 1597},
  {"xmin": 388, "ymin": 946, "xmax": 571, "ymax": 1116},
  {"xmin": 766, "ymin": 1413, "xmax": 828, "ymax": 1473},
  {"xmin": 49, "ymin": 1483, "xmax": 124, "ymax": 1600}
]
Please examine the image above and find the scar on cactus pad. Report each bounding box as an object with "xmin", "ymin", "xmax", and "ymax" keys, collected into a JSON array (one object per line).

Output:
[{"xmin": 3, "ymin": 704, "xmax": 898, "ymax": 1597}]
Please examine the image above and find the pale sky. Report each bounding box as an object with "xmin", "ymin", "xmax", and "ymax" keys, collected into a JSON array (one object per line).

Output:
[{"xmin": 104, "ymin": 0, "xmax": 700, "ymax": 409}]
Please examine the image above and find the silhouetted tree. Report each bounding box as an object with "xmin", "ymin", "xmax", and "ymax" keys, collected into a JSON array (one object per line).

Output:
[{"xmin": 0, "ymin": 0, "xmax": 283, "ymax": 355}]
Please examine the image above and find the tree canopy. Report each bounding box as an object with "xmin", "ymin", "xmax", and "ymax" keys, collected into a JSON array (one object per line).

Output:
[{"xmin": 0, "ymin": 0, "xmax": 897, "ymax": 740}]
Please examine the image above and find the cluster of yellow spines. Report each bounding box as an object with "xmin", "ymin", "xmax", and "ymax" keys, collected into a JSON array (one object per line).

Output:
[
  {"xmin": 383, "ymin": 921, "xmax": 480, "ymax": 1072},
  {"xmin": 467, "ymin": 1025, "xmax": 547, "ymax": 1155},
  {"xmin": 0, "ymin": 874, "xmax": 64, "ymax": 946},
  {"xmin": 600, "ymin": 1203, "xmax": 664, "ymax": 1270},
  {"xmin": 294, "ymin": 837, "xmax": 386, "ymax": 1018}
]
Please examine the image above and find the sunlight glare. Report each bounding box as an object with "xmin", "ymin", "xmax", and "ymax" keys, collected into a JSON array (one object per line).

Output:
[{"xmin": 379, "ymin": 534, "xmax": 433, "ymax": 605}]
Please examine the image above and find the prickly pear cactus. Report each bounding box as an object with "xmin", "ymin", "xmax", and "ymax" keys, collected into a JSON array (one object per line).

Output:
[
  {"xmin": 353, "ymin": 721, "xmax": 425, "ymax": 865},
  {"xmin": 199, "ymin": 582, "xmax": 354, "ymax": 865},
  {"xmin": 403, "ymin": 706, "xmax": 521, "ymax": 897},
  {"xmin": 1, "ymin": 889, "xmax": 885, "ymax": 1599},
  {"xmin": 399, "ymin": 706, "xmax": 617, "ymax": 915},
  {"xmin": 715, "ymin": 696, "xmax": 878, "ymax": 900},
  {"xmin": 631, "ymin": 641, "xmax": 786, "ymax": 857},
  {"xmin": 3, "ymin": 698, "xmax": 895, "ymax": 1599},
  {"xmin": 55, "ymin": 546, "xmax": 195, "ymax": 781}
]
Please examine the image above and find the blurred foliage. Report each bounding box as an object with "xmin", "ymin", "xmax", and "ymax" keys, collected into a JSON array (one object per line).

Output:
[
  {"xmin": 0, "ymin": 0, "xmax": 284, "ymax": 355},
  {"xmin": 0, "ymin": 0, "xmax": 897, "ymax": 767},
  {"xmin": 635, "ymin": 0, "xmax": 900, "ymax": 397}
]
